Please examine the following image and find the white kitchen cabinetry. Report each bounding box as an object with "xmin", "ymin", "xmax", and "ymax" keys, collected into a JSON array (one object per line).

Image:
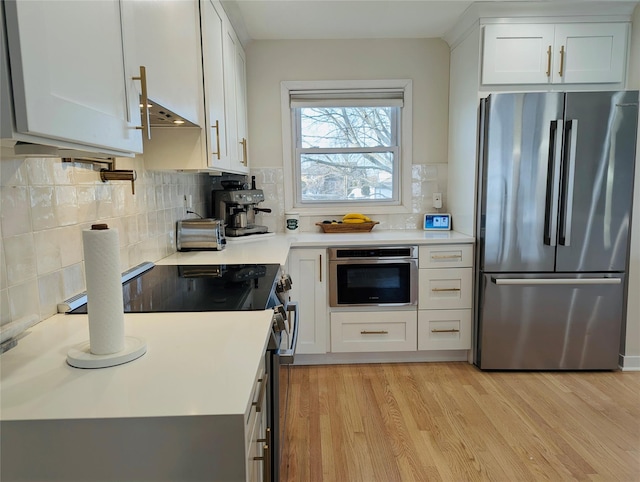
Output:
[
  {"xmin": 223, "ymin": 25, "xmax": 250, "ymax": 174},
  {"xmin": 418, "ymin": 245, "xmax": 473, "ymax": 351},
  {"xmin": 138, "ymin": 0, "xmax": 248, "ymax": 173},
  {"xmin": 331, "ymin": 311, "xmax": 417, "ymax": 353},
  {"xmin": 246, "ymin": 356, "xmax": 269, "ymax": 482},
  {"xmin": 288, "ymin": 248, "xmax": 328, "ymax": 354},
  {"xmin": 482, "ymin": 22, "xmax": 628, "ymax": 85},
  {"xmin": 0, "ymin": 0, "xmax": 142, "ymax": 156},
  {"xmin": 201, "ymin": 0, "xmax": 229, "ymax": 171}
]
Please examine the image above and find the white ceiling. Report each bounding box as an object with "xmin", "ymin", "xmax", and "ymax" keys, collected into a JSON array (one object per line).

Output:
[{"xmin": 222, "ymin": 0, "xmax": 639, "ymax": 45}]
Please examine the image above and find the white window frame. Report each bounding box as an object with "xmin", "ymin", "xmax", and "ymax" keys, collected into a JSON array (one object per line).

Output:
[{"xmin": 281, "ymin": 79, "xmax": 413, "ymax": 215}]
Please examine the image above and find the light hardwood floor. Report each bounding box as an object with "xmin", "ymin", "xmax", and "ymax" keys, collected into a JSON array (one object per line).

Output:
[{"xmin": 279, "ymin": 362, "xmax": 640, "ymax": 481}]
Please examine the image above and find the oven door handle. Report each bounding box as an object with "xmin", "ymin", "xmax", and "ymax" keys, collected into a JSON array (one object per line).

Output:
[{"xmin": 278, "ymin": 302, "xmax": 298, "ymax": 365}]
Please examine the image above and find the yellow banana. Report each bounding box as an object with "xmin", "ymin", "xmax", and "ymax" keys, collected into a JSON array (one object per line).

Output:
[
  {"xmin": 343, "ymin": 213, "xmax": 366, "ymax": 220},
  {"xmin": 343, "ymin": 218, "xmax": 366, "ymax": 224}
]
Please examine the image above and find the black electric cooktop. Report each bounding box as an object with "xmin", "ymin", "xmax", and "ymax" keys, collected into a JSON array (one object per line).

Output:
[{"xmin": 70, "ymin": 264, "xmax": 282, "ymax": 313}]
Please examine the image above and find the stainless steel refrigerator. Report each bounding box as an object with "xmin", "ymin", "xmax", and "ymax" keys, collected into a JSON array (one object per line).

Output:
[{"xmin": 475, "ymin": 91, "xmax": 638, "ymax": 370}]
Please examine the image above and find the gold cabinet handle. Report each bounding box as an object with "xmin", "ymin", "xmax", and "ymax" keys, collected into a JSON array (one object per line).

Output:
[
  {"xmin": 211, "ymin": 120, "xmax": 221, "ymax": 160},
  {"xmin": 252, "ymin": 373, "xmax": 268, "ymax": 413},
  {"xmin": 431, "ymin": 329, "xmax": 460, "ymax": 333},
  {"xmin": 240, "ymin": 138, "xmax": 248, "ymax": 166},
  {"xmin": 546, "ymin": 45, "xmax": 552, "ymax": 77},
  {"xmin": 432, "ymin": 254, "xmax": 462, "ymax": 260},
  {"xmin": 319, "ymin": 254, "xmax": 322, "ymax": 282},
  {"xmin": 253, "ymin": 442, "xmax": 271, "ymax": 482},
  {"xmin": 558, "ymin": 45, "xmax": 565, "ymax": 77},
  {"xmin": 361, "ymin": 330, "xmax": 389, "ymax": 335},
  {"xmin": 132, "ymin": 66, "xmax": 151, "ymax": 140},
  {"xmin": 431, "ymin": 288, "xmax": 461, "ymax": 292}
]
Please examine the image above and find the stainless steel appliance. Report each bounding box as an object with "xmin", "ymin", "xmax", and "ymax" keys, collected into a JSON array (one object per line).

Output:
[
  {"xmin": 63, "ymin": 262, "xmax": 298, "ymax": 482},
  {"xmin": 475, "ymin": 91, "xmax": 638, "ymax": 370},
  {"xmin": 329, "ymin": 246, "xmax": 418, "ymax": 307},
  {"xmin": 176, "ymin": 218, "xmax": 226, "ymax": 251},
  {"xmin": 213, "ymin": 176, "xmax": 272, "ymax": 237}
]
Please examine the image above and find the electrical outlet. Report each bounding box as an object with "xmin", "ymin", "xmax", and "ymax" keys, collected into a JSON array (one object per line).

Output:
[{"xmin": 433, "ymin": 192, "xmax": 443, "ymax": 209}]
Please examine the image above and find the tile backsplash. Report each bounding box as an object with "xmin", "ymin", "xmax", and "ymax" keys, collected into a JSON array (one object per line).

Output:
[
  {"xmin": 0, "ymin": 158, "xmax": 446, "ymax": 332},
  {"xmin": 251, "ymin": 163, "xmax": 448, "ymax": 233},
  {"xmin": 0, "ymin": 156, "xmax": 210, "ymax": 329}
]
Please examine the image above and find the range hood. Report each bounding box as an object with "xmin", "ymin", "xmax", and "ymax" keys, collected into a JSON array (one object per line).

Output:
[{"xmin": 146, "ymin": 99, "xmax": 199, "ymax": 128}]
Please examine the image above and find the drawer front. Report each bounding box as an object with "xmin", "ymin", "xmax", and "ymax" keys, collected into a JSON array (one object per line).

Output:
[
  {"xmin": 419, "ymin": 267, "xmax": 472, "ymax": 310},
  {"xmin": 419, "ymin": 244, "xmax": 473, "ymax": 269},
  {"xmin": 331, "ymin": 311, "xmax": 417, "ymax": 353},
  {"xmin": 245, "ymin": 357, "xmax": 267, "ymax": 439},
  {"xmin": 418, "ymin": 309, "xmax": 472, "ymax": 350}
]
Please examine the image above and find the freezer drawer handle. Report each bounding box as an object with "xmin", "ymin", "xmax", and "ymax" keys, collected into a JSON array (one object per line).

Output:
[
  {"xmin": 431, "ymin": 288, "xmax": 461, "ymax": 292},
  {"xmin": 361, "ymin": 330, "xmax": 389, "ymax": 335},
  {"xmin": 431, "ymin": 329, "xmax": 460, "ymax": 333},
  {"xmin": 491, "ymin": 277, "xmax": 621, "ymax": 286}
]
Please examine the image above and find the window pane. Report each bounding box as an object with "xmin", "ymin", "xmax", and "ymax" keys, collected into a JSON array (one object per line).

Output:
[
  {"xmin": 300, "ymin": 152, "xmax": 394, "ymax": 201},
  {"xmin": 299, "ymin": 107, "xmax": 393, "ymax": 149}
]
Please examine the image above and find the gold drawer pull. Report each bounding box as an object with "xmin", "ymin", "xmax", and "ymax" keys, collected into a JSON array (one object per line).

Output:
[
  {"xmin": 431, "ymin": 288, "xmax": 461, "ymax": 292},
  {"xmin": 559, "ymin": 45, "xmax": 565, "ymax": 77},
  {"xmin": 432, "ymin": 328, "xmax": 460, "ymax": 333},
  {"xmin": 253, "ymin": 443, "xmax": 271, "ymax": 482},
  {"xmin": 252, "ymin": 372, "xmax": 269, "ymax": 413},
  {"xmin": 432, "ymin": 254, "xmax": 462, "ymax": 260},
  {"xmin": 361, "ymin": 330, "xmax": 389, "ymax": 335}
]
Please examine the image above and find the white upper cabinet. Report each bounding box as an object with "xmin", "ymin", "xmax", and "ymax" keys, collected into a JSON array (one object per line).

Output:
[
  {"xmin": 133, "ymin": 0, "xmax": 248, "ymax": 173},
  {"xmin": 482, "ymin": 22, "xmax": 629, "ymax": 86},
  {"xmin": 132, "ymin": 0, "xmax": 204, "ymax": 127},
  {"xmin": 201, "ymin": 0, "xmax": 229, "ymax": 171},
  {"xmin": 1, "ymin": 0, "xmax": 142, "ymax": 155}
]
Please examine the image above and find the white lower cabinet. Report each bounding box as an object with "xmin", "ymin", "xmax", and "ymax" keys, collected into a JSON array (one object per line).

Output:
[
  {"xmin": 287, "ymin": 248, "xmax": 328, "ymax": 354},
  {"xmin": 331, "ymin": 311, "xmax": 417, "ymax": 353},
  {"xmin": 418, "ymin": 244, "xmax": 473, "ymax": 351},
  {"xmin": 246, "ymin": 357, "xmax": 268, "ymax": 482},
  {"xmin": 418, "ymin": 310, "xmax": 471, "ymax": 351}
]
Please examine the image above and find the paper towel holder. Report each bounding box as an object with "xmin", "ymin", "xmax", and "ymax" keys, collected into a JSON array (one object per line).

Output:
[{"xmin": 67, "ymin": 336, "xmax": 147, "ymax": 369}]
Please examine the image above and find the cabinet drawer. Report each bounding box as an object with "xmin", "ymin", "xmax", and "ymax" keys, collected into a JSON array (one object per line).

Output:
[
  {"xmin": 419, "ymin": 244, "xmax": 473, "ymax": 268},
  {"xmin": 331, "ymin": 311, "xmax": 417, "ymax": 353},
  {"xmin": 419, "ymin": 268, "xmax": 472, "ymax": 310},
  {"xmin": 245, "ymin": 357, "xmax": 266, "ymax": 439},
  {"xmin": 418, "ymin": 310, "xmax": 471, "ymax": 351}
]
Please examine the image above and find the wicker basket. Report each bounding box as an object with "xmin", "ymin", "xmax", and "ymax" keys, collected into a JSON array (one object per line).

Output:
[{"xmin": 315, "ymin": 221, "xmax": 379, "ymax": 233}]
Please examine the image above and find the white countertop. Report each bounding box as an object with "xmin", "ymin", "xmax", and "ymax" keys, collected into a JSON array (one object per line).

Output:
[
  {"xmin": 0, "ymin": 311, "xmax": 273, "ymax": 421},
  {"xmin": 288, "ymin": 229, "xmax": 474, "ymax": 247},
  {"xmin": 158, "ymin": 230, "xmax": 473, "ymax": 266}
]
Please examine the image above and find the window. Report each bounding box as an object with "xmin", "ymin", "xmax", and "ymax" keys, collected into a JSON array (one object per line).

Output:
[{"xmin": 281, "ymin": 80, "xmax": 412, "ymax": 214}]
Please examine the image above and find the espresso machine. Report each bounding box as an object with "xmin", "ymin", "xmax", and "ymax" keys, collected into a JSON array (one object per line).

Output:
[{"xmin": 213, "ymin": 177, "xmax": 272, "ymax": 237}]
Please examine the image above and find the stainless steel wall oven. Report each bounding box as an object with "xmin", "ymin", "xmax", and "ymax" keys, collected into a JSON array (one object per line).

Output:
[{"xmin": 329, "ymin": 246, "xmax": 418, "ymax": 307}]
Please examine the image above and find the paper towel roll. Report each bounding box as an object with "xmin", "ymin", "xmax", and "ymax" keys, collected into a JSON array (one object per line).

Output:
[{"xmin": 82, "ymin": 224, "xmax": 125, "ymax": 355}]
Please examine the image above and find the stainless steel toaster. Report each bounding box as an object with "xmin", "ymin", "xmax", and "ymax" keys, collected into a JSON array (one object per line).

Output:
[{"xmin": 176, "ymin": 218, "xmax": 226, "ymax": 251}]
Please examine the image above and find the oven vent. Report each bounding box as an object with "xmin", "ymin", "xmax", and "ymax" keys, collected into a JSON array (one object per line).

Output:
[{"xmin": 334, "ymin": 247, "xmax": 416, "ymax": 258}]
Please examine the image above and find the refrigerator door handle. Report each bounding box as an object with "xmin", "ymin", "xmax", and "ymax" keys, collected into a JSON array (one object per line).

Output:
[
  {"xmin": 544, "ymin": 120, "xmax": 564, "ymax": 246},
  {"xmin": 491, "ymin": 277, "xmax": 621, "ymax": 286},
  {"xmin": 559, "ymin": 119, "xmax": 578, "ymax": 246}
]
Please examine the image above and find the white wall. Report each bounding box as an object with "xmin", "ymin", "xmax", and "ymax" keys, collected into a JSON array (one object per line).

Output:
[
  {"xmin": 246, "ymin": 39, "xmax": 450, "ymax": 168},
  {"xmin": 624, "ymin": 3, "xmax": 640, "ymax": 367}
]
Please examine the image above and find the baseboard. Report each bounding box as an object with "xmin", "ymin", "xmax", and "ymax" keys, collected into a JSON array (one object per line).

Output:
[
  {"xmin": 618, "ymin": 354, "xmax": 640, "ymax": 371},
  {"xmin": 294, "ymin": 350, "xmax": 469, "ymax": 366}
]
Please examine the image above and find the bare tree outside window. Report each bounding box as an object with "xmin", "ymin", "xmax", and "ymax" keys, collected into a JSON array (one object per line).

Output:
[{"xmin": 296, "ymin": 106, "xmax": 399, "ymax": 203}]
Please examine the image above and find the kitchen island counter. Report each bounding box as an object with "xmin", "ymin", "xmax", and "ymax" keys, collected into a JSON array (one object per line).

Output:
[
  {"xmin": 1, "ymin": 311, "xmax": 274, "ymax": 481},
  {"xmin": 0, "ymin": 311, "xmax": 272, "ymax": 420}
]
